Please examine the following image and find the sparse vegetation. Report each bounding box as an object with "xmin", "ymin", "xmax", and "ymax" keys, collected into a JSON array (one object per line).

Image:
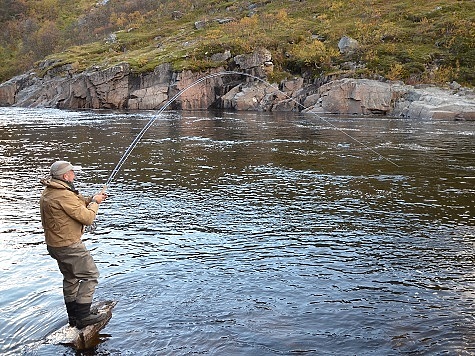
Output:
[{"xmin": 0, "ymin": 0, "xmax": 473, "ymax": 86}]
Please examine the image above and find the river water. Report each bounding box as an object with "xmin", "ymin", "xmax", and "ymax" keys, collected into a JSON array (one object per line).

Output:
[{"xmin": 0, "ymin": 107, "xmax": 474, "ymax": 355}]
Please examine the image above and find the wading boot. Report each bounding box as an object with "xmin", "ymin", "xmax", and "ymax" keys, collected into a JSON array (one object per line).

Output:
[
  {"xmin": 65, "ymin": 301, "xmax": 77, "ymax": 327},
  {"xmin": 75, "ymin": 302, "xmax": 107, "ymax": 329}
]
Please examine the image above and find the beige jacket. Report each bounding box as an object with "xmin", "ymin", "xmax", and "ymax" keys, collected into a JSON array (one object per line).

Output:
[{"xmin": 40, "ymin": 178, "xmax": 99, "ymax": 247}]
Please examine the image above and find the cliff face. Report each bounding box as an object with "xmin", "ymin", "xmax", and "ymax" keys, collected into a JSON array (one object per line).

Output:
[{"xmin": 0, "ymin": 48, "xmax": 474, "ymax": 120}]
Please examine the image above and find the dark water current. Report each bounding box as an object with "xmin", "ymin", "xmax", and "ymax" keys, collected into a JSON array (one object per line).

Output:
[{"xmin": 0, "ymin": 107, "xmax": 474, "ymax": 355}]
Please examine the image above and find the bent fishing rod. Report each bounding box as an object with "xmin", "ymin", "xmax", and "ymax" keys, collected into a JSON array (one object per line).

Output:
[{"xmin": 102, "ymin": 70, "xmax": 399, "ymax": 192}]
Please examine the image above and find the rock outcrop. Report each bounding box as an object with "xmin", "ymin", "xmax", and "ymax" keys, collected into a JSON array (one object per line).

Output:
[
  {"xmin": 0, "ymin": 48, "xmax": 474, "ymax": 120},
  {"xmin": 303, "ymin": 79, "xmax": 475, "ymax": 120},
  {"xmin": 392, "ymin": 86, "xmax": 475, "ymax": 120},
  {"xmin": 305, "ymin": 79, "xmax": 397, "ymax": 115}
]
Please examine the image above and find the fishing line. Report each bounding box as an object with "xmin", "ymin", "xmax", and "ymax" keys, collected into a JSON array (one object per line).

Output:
[{"xmin": 105, "ymin": 70, "xmax": 399, "ymax": 189}]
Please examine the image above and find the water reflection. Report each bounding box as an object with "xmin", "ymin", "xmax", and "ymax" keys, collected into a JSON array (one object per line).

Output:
[{"xmin": 0, "ymin": 107, "xmax": 474, "ymax": 355}]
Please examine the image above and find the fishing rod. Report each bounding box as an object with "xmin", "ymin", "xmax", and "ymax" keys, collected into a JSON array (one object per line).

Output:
[{"xmin": 104, "ymin": 70, "xmax": 399, "ymax": 191}]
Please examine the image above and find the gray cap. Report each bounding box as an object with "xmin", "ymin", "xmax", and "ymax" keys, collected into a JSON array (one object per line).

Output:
[{"xmin": 50, "ymin": 160, "xmax": 81, "ymax": 177}]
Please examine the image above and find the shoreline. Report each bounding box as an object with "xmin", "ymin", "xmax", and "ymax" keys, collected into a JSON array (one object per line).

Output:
[{"xmin": 0, "ymin": 49, "xmax": 474, "ymax": 120}]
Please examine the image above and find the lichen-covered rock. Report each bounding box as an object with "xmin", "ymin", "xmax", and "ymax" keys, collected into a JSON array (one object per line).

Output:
[
  {"xmin": 233, "ymin": 48, "xmax": 272, "ymax": 78},
  {"xmin": 338, "ymin": 36, "xmax": 359, "ymax": 55},
  {"xmin": 392, "ymin": 86, "xmax": 475, "ymax": 120},
  {"xmin": 304, "ymin": 79, "xmax": 475, "ymax": 120},
  {"xmin": 308, "ymin": 78, "xmax": 396, "ymax": 115}
]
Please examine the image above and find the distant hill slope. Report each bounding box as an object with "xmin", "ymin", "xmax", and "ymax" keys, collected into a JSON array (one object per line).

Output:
[{"xmin": 0, "ymin": 0, "xmax": 473, "ymax": 86}]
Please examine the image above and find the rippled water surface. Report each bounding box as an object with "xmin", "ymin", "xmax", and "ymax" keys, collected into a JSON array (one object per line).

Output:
[{"xmin": 0, "ymin": 107, "xmax": 474, "ymax": 355}]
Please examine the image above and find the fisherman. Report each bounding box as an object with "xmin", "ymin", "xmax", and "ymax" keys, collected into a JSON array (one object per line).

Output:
[{"xmin": 40, "ymin": 160, "xmax": 108, "ymax": 329}]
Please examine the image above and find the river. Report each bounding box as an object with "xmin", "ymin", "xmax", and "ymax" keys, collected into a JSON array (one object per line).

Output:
[{"xmin": 0, "ymin": 107, "xmax": 474, "ymax": 355}]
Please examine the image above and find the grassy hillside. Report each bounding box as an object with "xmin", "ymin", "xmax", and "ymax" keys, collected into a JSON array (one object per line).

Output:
[{"xmin": 0, "ymin": 0, "xmax": 473, "ymax": 86}]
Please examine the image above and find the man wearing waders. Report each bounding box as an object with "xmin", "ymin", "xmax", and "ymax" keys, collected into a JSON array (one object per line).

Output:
[{"xmin": 40, "ymin": 160, "xmax": 107, "ymax": 329}]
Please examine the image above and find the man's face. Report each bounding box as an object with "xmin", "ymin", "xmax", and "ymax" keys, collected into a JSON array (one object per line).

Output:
[{"xmin": 63, "ymin": 170, "xmax": 75, "ymax": 182}]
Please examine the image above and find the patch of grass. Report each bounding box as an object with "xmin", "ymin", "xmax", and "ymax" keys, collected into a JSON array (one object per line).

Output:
[{"xmin": 0, "ymin": 0, "xmax": 473, "ymax": 86}]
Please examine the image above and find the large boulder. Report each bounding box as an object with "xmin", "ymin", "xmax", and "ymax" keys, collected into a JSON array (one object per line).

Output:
[
  {"xmin": 338, "ymin": 36, "xmax": 359, "ymax": 55},
  {"xmin": 219, "ymin": 76, "xmax": 306, "ymax": 111},
  {"xmin": 392, "ymin": 86, "xmax": 475, "ymax": 120},
  {"xmin": 220, "ymin": 82, "xmax": 280, "ymax": 111},
  {"xmin": 306, "ymin": 78, "xmax": 398, "ymax": 115},
  {"xmin": 304, "ymin": 78, "xmax": 475, "ymax": 120},
  {"xmin": 233, "ymin": 48, "xmax": 273, "ymax": 78}
]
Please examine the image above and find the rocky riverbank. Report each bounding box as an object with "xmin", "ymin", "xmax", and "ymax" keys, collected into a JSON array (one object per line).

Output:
[{"xmin": 0, "ymin": 48, "xmax": 473, "ymax": 120}]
